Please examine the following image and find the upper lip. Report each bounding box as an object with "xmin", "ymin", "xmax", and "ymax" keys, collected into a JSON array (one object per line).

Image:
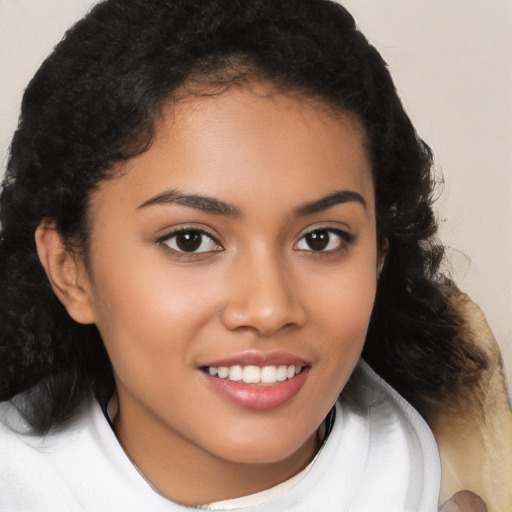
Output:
[{"xmin": 200, "ymin": 350, "xmax": 308, "ymax": 368}]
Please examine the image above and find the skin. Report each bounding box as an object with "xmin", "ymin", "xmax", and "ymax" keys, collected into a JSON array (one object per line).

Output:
[
  {"xmin": 37, "ymin": 84, "xmax": 385, "ymax": 505},
  {"xmin": 441, "ymin": 491, "xmax": 487, "ymax": 512}
]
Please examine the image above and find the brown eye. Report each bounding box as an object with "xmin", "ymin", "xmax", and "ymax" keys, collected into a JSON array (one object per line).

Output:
[
  {"xmin": 162, "ymin": 229, "xmax": 221, "ymax": 253},
  {"xmin": 295, "ymin": 228, "xmax": 353, "ymax": 252},
  {"xmin": 304, "ymin": 230, "xmax": 330, "ymax": 251}
]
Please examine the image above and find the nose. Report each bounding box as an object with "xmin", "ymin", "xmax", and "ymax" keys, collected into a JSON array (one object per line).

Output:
[{"xmin": 220, "ymin": 250, "xmax": 307, "ymax": 337}]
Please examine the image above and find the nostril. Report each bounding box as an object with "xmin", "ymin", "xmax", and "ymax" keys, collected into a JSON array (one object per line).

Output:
[{"xmin": 220, "ymin": 300, "xmax": 306, "ymax": 336}]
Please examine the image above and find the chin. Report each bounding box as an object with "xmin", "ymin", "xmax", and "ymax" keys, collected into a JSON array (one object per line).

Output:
[{"xmin": 206, "ymin": 426, "xmax": 317, "ymax": 466}]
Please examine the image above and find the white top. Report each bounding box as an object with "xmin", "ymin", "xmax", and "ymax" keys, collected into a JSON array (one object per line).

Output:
[{"xmin": 0, "ymin": 361, "xmax": 441, "ymax": 511}]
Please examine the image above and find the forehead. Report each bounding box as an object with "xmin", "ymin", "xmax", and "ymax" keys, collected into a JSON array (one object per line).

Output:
[{"xmin": 91, "ymin": 85, "xmax": 374, "ymax": 218}]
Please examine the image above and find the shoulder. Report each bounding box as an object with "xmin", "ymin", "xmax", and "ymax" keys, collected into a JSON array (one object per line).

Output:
[
  {"xmin": 0, "ymin": 400, "xmax": 85, "ymax": 509},
  {"xmin": 0, "ymin": 398, "xmax": 184, "ymax": 511},
  {"xmin": 331, "ymin": 360, "xmax": 441, "ymax": 510},
  {"xmin": 343, "ymin": 359, "xmax": 439, "ymax": 444},
  {"xmin": 353, "ymin": 360, "xmax": 442, "ymax": 462}
]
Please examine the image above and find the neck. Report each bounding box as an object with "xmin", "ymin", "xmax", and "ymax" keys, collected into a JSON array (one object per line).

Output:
[{"xmin": 114, "ymin": 411, "xmax": 320, "ymax": 506}]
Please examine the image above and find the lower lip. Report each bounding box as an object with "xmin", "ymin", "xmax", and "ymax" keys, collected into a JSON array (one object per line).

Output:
[{"xmin": 202, "ymin": 368, "xmax": 310, "ymax": 410}]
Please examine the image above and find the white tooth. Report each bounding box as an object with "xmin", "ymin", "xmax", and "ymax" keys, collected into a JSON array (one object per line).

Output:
[
  {"xmin": 243, "ymin": 365, "xmax": 261, "ymax": 384},
  {"xmin": 208, "ymin": 367, "xmax": 218, "ymax": 376},
  {"xmin": 229, "ymin": 365, "xmax": 243, "ymax": 381},
  {"xmin": 218, "ymin": 367, "xmax": 229, "ymax": 379},
  {"xmin": 276, "ymin": 365, "xmax": 288, "ymax": 382},
  {"xmin": 295, "ymin": 366, "xmax": 301, "ymax": 375},
  {"xmin": 261, "ymin": 366, "xmax": 277, "ymax": 383},
  {"xmin": 287, "ymin": 365, "xmax": 296, "ymax": 379}
]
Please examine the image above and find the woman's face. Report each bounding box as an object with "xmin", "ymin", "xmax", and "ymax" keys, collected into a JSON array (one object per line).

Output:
[{"xmin": 81, "ymin": 84, "xmax": 381, "ymax": 496}]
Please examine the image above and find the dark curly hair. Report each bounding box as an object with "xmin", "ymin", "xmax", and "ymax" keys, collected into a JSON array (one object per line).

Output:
[{"xmin": 0, "ymin": 0, "xmax": 487, "ymax": 433}]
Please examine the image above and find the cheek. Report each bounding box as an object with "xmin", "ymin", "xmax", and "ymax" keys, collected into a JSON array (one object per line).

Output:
[
  {"xmin": 306, "ymin": 256, "xmax": 378, "ymax": 363},
  {"xmin": 309, "ymin": 254, "xmax": 377, "ymax": 325},
  {"xmin": 87, "ymin": 246, "xmax": 220, "ymax": 374}
]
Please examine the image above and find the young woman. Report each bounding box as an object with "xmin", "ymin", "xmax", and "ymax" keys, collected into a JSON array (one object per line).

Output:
[{"xmin": 0, "ymin": 1, "xmax": 501, "ymax": 510}]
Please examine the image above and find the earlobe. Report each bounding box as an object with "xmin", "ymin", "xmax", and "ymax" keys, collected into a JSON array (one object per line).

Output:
[{"xmin": 35, "ymin": 223, "xmax": 95, "ymax": 325}]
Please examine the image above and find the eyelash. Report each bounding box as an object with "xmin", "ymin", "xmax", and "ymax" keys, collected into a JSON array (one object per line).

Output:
[
  {"xmin": 157, "ymin": 228, "xmax": 222, "ymax": 257},
  {"xmin": 294, "ymin": 228, "xmax": 355, "ymax": 254},
  {"xmin": 157, "ymin": 227, "xmax": 355, "ymax": 257}
]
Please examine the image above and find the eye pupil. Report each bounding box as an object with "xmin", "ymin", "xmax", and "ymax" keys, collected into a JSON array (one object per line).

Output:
[
  {"xmin": 306, "ymin": 230, "xmax": 329, "ymax": 251},
  {"xmin": 176, "ymin": 232, "xmax": 202, "ymax": 252}
]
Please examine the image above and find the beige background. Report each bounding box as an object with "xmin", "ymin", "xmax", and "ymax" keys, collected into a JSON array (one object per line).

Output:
[{"xmin": 1, "ymin": 0, "xmax": 511, "ymax": 389}]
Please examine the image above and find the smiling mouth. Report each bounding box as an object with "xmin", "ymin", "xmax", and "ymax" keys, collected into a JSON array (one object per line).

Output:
[{"xmin": 202, "ymin": 365, "xmax": 305, "ymax": 385}]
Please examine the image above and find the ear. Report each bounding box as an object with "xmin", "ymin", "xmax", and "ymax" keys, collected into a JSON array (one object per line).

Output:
[{"xmin": 35, "ymin": 223, "xmax": 95, "ymax": 325}]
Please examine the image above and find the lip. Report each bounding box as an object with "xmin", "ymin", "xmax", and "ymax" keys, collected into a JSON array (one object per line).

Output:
[
  {"xmin": 200, "ymin": 350, "xmax": 308, "ymax": 368},
  {"xmin": 201, "ymin": 366, "xmax": 310, "ymax": 410}
]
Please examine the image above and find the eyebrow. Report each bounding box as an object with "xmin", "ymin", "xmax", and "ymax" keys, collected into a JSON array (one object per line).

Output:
[
  {"xmin": 294, "ymin": 190, "xmax": 367, "ymax": 216},
  {"xmin": 137, "ymin": 189, "xmax": 241, "ymax": 216},
  {"xmin": 137, "ymin": 188, "xmax": 367, "ymax": 217}
]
